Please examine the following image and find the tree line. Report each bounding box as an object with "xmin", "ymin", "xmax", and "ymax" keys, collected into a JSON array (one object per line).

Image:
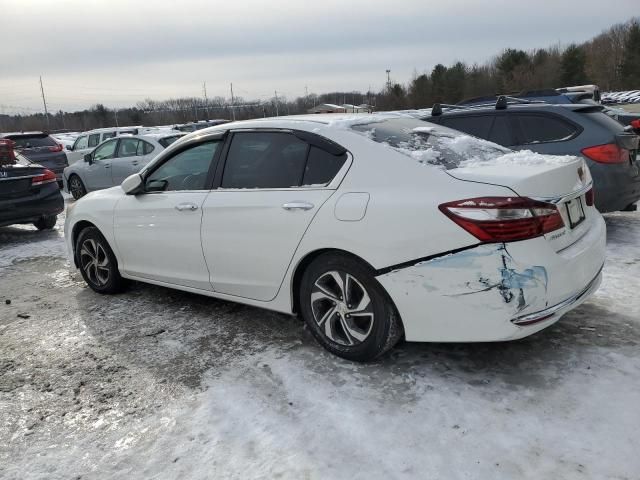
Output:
[{"xmin": 1, "ymin": 17, "xmax": 638, "ymax": 133}]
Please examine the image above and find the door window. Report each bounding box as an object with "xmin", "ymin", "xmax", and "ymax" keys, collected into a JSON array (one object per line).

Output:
[
  {"xmin": 489, "ymin": 115, "xmax": 514, "ymax": 146},
  {"xmin": 102, "ymin": 132, "xmax": 116, "ymax": 141},
  {"xmin": 221, "ymin": 132, "xmax": 308, "ymax": 189},
  {"xmin": 88, "ymin": 134, "xmax": 101, "ymax": 148},
  {"xmin": 74, "ymin": 136, "xmax": 88, "ymax": 150},
  {"xmin": 513, "ymin": 114, "xmax": 578, "ymax": 144},
  {"xmin": 137, "ymin": 140, "xmax": 155, "ymax": 156},
  {"xmin": 93, "ymin": 139, "xmax": 118, "ymax": 161},
  {"xmin": 117, "ymin": 138, "xmax": 140, "ymax": 158},
  {"xmin": 145, "ymin": 141, "xmax": 219, "ymax": 191},
  {"xmin": 440, "ymin": 115, "xmax": 493, "ymax": 140},
  {"xmin": 302, "ymin": 146, "xmax": 347, "ymax": 186}
]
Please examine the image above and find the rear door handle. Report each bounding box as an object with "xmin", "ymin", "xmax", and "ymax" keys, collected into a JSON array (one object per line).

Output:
[
  {"xmin": 175, "ymin": 203, "xmax": 198, "ymax": 211},
  {"xmin": 282, "ymin": 201, "xmax": 314, "ymax": 211}
]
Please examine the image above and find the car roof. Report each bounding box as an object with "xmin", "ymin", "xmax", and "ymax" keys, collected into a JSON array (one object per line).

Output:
[{"xmin": 0, "ymin": 131, "xmax": 48, "ymax": 137}]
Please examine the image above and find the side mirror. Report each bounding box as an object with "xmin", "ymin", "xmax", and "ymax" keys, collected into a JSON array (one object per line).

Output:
[
  {"xmin": 66, "ymin": 145, "xmax": 73, "ymax": 151},
  {"xmin": 121, "ymin": 173, "xmax": 144, "ymax": 195},
  {"xmin": 84, "ymin": 153, "xmax": 93, "ymax": 164}
]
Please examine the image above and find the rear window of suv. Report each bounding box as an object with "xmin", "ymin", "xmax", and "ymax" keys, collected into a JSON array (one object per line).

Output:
[
  {"xmin": 351, "ymin": 117, "xmax": 510, "ymax": 169},
  {"xmin": 7, "ymin": 135, "xmax": 57, "ymax": 148}
]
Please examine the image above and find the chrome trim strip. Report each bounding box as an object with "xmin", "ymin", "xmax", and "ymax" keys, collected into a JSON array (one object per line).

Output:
[
  {"xmin": 532, "ymin": 182, "xmax": 592, "ymax": 205},
  {"xmin": 511, "ymin": 265, "xmax": 603, "ymax": 325}
]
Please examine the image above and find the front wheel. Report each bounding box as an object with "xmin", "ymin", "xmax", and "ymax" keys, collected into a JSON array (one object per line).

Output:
[
  {"xmin": 33, "ymin": 215, "xmax": 57, "ymax": 230},
  {"xmin": 69, "ymin": 175, "xmax": 86, "ymax": 200},
  {"xmin": 76, "ymin": 227, "xmax": 127, "ymax": 294},
  {"xmin": 299, "ymin": 253, "xmax": 403, "ymax": 362}
]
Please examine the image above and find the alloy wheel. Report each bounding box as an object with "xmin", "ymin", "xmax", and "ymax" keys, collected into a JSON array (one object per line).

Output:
[
  {"xmin": 310, "ymin": 270, "xmax": 375, "ymax": 346},
  {"xmin": 79, "ymin": 238, "xmax": 110, "ymax": 287},
  {"xmin": 70, "ymin": 176, "xmax": 84, "ymax": 199}
]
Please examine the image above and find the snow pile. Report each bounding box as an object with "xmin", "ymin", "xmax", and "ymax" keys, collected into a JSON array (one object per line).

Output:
[{"xmin": 457, "ymin": 149, "xmax": 580, "ymax": 169}]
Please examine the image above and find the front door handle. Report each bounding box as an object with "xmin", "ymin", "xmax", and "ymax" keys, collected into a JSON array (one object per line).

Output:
[
  {"xmin": 175, "ymin": 203, "xmax": 198, "ymax": 211},
  {"xmin": 282, "ymin": 201, "xmax": 314, "ymax": 211}
]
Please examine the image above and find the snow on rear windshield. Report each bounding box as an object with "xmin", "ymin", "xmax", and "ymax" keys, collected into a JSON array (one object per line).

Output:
[{"xmin": 350, "ymin": 117, "xmax": 512, "ymax": 169}]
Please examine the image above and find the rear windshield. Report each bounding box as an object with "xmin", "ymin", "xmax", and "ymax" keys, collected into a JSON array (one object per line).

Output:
[
  {"xmin": 7, "ymin": 135, "xmax": 57, "ymax": 148},
  {"xmin": 351, "ymin": 117, "xmax": 510, "ymax": 169},
  {"xmin": 158, "ymin": 135, "xmax": 183, "ymax": 148}
]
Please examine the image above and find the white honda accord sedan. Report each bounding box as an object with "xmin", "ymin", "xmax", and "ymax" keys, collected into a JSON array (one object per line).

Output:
[{"xmin": 65, "ymin": 114, "xmax": 606, "ymax": 361}]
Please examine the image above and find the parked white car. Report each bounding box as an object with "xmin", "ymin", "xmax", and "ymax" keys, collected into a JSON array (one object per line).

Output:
[
  {"xmin": 64, "ymin": 114, "xmax": 606, "ymax": 361},
  {"xmin": 63, "ymin": 133, "xmax": 184, "ymax": 199}
]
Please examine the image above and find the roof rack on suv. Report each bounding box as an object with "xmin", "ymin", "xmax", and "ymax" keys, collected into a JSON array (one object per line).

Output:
[{"xmin": 432, "ymin": 96, "xmax": 546, "ymax": 116}]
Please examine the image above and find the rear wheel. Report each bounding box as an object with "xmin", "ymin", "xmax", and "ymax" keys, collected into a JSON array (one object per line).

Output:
[
  {"xmin": 299, "ymin": 253, "xmax": 403, "ymax": 362},
  {"xmin": 33, "ymin": 215, "xmax": 57, "ymax": 230},
  {"xmin": 76, "ymin": 227, "xmax": 126, "ymax": 294},
  {"xmin": 69, "ymin": 175, "xmax": 86, "ymax": 200}
]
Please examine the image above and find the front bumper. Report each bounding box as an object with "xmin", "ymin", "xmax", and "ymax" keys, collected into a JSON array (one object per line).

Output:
[{"xmin": 377, "ymin": 214, "xmax": 606, "ymax": 342}]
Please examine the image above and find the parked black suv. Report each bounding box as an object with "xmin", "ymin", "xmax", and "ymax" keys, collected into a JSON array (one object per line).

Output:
[
  {"xmin": 0, "ymin": 139, "xmax": 64, "ymax": 230},
  {"xmin": 422, "ymin": 98, "xmax": 640, "ymax": 212},
  {"xmin": 0, "ymin": 132, "xmax": 68, "ymax": 186}
]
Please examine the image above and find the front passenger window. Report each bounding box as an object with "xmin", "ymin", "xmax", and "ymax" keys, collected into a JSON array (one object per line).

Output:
[
  {"xmin": 145, "ymin": 141, "xmax": 219, "ymax": 191},
  {"xmin": 93, "ymin": 140, "xmax": 118, "ymax": 161}
]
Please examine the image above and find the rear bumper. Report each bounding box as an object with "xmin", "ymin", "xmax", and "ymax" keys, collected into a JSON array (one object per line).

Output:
[
  {"xmin": 377, "ymin": 214, "xmax": 606, "ymax": 342},
  {"xmin": 0, "ymin": 185, "xmax": 64, "ymax": 227},
  {"xmin": 589, "ymin": 160, "xmax": 640, "ymax": 212}
]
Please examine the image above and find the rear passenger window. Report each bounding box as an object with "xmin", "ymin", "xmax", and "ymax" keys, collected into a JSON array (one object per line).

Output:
[
  {"xmin": 440, "ymin": 115, "xmax": 493, "ymax": 140},
  {"xmin": 489, "ymin": 116, "xmax": 514, "ymax": 146},
  {"xmin": 137, "ymin": 141, "xmax": 155, "ymax": 156},
  {"xmin": 222, "ymin": 132, "xmax": 308, "ymax": 189},
  {"xmin": 102, "ymin": 132, "xmax": 116, "ymax": 141},
  {"xmin": 303, "ymin": 147, "xmax": 347, "ymax": 186},
  {"xmin": 514, "ymin": 115, "xmax": 578, "ymax": 144},
  {"xmin": 88, "ymin": 134, "xmax": 100, "ymax": 148},
  {"xmin": 117, "ymin": 138, "xmax": 140, "ymax": 157}
]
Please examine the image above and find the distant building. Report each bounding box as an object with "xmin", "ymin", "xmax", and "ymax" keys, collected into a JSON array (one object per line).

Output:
[{"xmin": 307, "ymin": 103, "xmax": 373, "ymax": 114}]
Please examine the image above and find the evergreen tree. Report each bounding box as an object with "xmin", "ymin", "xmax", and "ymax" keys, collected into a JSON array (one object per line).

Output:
[{"xmin": 560, "ymin": 44, "xmax": 587, "ymax": 85}]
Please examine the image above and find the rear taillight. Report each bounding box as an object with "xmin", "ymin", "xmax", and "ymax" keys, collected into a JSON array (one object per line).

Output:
[
  {"xmin": 581, "ymin": 143, "xmax": 629, "ymax": 164},
  {"xmin": 585, "ymin": 188, "xmax": 595, "ymax": 207},
  {"xmin": 439, "ymin": 197, "xmax": 564, "ymax": 243},
  {"xmin": 48, "ymin": 144, "xmax": 63, "ymax": 152},
  {"xmin": 0, "ymin": 139, "xmax": 16, "ymax": 163},
  {"xmin": 31, "ymin": 169, "xmax": 57, "ymax": 186}
]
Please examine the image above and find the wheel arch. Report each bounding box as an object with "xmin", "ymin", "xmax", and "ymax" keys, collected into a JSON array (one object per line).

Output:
[
  {"xmin": 290, "ymin": 248, "xmax": 380, "ymax": 314},
  {"xmin": 71, "ymin": 220, "xmax": 98, "ymax": 267}
]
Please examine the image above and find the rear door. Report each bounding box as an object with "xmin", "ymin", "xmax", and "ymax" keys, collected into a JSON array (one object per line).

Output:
[{"xmin": 201, "ymin": 130, "xmax": 348, "ymax": 301}]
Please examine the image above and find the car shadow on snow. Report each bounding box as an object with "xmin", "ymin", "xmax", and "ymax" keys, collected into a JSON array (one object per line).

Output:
[{"xmin": 72, "ymin": 273, "xmax": 640, "ymax": 396}]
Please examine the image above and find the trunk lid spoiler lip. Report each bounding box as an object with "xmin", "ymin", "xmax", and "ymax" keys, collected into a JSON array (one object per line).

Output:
[{"xmin": 530, "ymin": 181, "xmax": 593, "ymax": 205}]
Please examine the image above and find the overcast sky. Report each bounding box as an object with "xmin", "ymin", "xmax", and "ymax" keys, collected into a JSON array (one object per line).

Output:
[{"xmin": 0, "ymin": 0, "xmax": 636, "ymax": 113}]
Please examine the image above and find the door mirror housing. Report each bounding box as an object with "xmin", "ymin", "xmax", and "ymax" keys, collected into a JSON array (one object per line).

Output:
[
  {"xmin": 121, "ymin": 173, "xmax": 144, "ymax": 195},
  {"xmin": 84, "ymin": 153, "xmax": 93, "ymax": 165},
  {"xmin": 66, "ymin": 144, "xmax": 73, "ymax": 151}
]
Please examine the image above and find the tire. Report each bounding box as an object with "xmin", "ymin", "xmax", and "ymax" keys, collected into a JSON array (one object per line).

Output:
[
  {"xmin": 69, "ymin": 175, "xmax": 86, "ymax": 200},
  {"xmin": 299, "ymin": 253, "xmax": 403, "ymax": 362},
  {"xmin": 75, "ymin": 227, "xmax": 127, "ymax": 294},
  {"xmin": 33, "ymin": 215, "xmax": 57, "ymax": 230}
]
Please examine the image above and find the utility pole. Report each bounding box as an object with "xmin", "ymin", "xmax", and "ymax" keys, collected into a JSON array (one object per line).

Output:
[
  {"xmin": 203, "ymin": 82, "xmax": 210, "ymax": 120},
  {"xmin": 114, "ymin": 108, "xmax": 119, "ymax": 127},
  {"xmin": 274, "ymin": 90, "xmax": 279, "ymax": 116},
  {"xmin": 305, "ymin": 85, "xmax": 308, "ymax": 105},
  {"xmin": 230, "ymin": 83, "xmax": 236, "ymax": 121},
  {"xmin": 386, "ymin": 69, "xmax": 391, "ymax": 92},
  {"xmin": 39, "ymin": 76, "xmax": 50, "ymax": 131}
]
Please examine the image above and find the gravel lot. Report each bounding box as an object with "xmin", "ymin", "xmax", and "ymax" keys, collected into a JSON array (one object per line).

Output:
[{"xmin": 1, "ymin": 203, "xmax": 639, "ymax": 480}]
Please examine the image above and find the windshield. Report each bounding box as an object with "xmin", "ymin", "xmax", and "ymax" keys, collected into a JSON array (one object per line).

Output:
[{"xmin": 350, "ymin": 117, "xmax": 511, "ymax": 169}]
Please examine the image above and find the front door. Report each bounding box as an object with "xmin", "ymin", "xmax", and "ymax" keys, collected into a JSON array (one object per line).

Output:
[
  {"xmin": 84, "ymin": 138, "xmax": 118, "ymax": 191},
  {"xmin": 113, "ymin": 140, "xmax": 221, "ymax": 290},
  {"xmin": 201, "ymin": 131, "xmax": 347, "ymax": 301}
]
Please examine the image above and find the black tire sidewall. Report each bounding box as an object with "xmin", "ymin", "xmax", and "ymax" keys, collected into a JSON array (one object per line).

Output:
[
  {"xmin": 299, "ymin": 254, "xmax": 399, "ymax": 361},
  {"xmin": 70, "ymin": 175, "xmax": 85, "ymax": 200},
  {"xmin": 75, "ymin": 227, "xmax": 125, "ymax": 294},
  {"xmin": 34, "ymin": 215, "xmax": 57, "ymax": 230}
]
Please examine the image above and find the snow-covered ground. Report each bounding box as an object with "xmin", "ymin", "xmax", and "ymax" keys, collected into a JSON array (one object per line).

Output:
[{"xmin": 1, "ymin": 205, "xmax": 639, "ymax": 479}]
